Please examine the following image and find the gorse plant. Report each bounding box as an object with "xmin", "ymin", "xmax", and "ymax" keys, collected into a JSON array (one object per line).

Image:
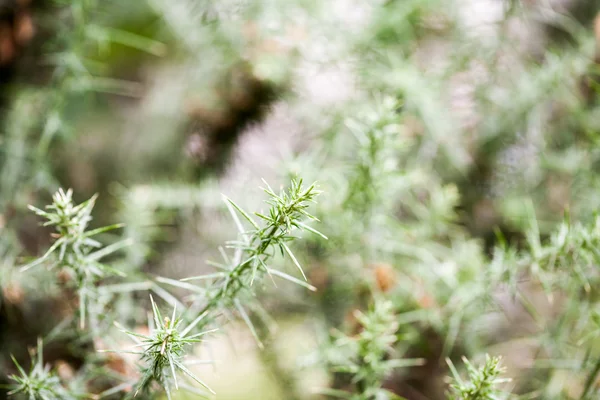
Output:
[
  {"xmin": 112, "ymin": 178, "xmax": 326, "ymax": 398},
  {"xmin": 343, "ymin": 96, "xmax": 405, "ymax": 215},
  {"xmin": 22, "ymin": 188, "xmax": 130, "ymax": 329},
  {"xmin": 3, "ymin": 0, "xmax": 600, "ymax": 399},
  {"xmin": 320, "ymin": 299, "xmax": 424, "ymax": 400},
  {"xmin": 497, "ymin": 210, "xmax": 600, "ymax": 295},
  {"xmin": 446, "ymin": 355, "xmax": 511, "ymax": 400},
  {"xmin": 14, "ymin": 178, "xmax": 325, "ymax": 399},
  {"xmin": 108, "ymin": 296, "xmax": 216, "ymax": 399},
  {"xmin": 163, "ymin": 178, "xmax": 325, "ymax": 343},
  {"xmin": 5, "ymin": 339, "xmax": 72, "ymax": 400}
]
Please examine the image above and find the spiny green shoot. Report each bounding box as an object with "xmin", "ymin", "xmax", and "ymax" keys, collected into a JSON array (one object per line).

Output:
[
  {"xmin": 522, "ymin": 212, "xmax": 600, "ymax": 294},
  {"xmin": 338, "ymin": 95, "xmax": 409, "ymax": 224},
  {"xmin": 105, "ymin": 295, "xmax": 216, "ymax": 399},
  {"xmin": 446, "ymin": 355, "xmax": 511, "ymax": 400},
  {"xmin": 23, "ymin": 188, "xmax": 131, "ymax": 328},
  {"xmin": 221, "ymin": 177, "xmax": 325, "ymax": 285},
  {"xmin": 164, "ymin": 178, "xmax": 325, "ymax": 344},
  {"xmin": 320, "ymin": 299, "xmax": 424, "ymax": 400},
  {"xmin": 6, "ymin": 338, "xmax": 73, "ymax": 400}
]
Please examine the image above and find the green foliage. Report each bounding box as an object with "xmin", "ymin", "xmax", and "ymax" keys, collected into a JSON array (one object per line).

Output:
[
  {"xmin": 162, "ymin": 178, "xmax": 324, "ymax": 347},
  {"xmin": 498, "ymin": 210, "xmax": 600, "ymax": 295},
  {"xmin": 320, "ymin": 299, "xmax": 424, "ymax": 400},
  {"xmin": 127, "ymin": 178, "xmax": 324, "ymax": 398},
  {"xmin": 109, "ymin": 296, "xmax": 215, "ymax": 399},
  {"xmin": 447, "ymin": 355, "xmax": 511, "ymax": 400},
  {"xmin": 5, "ymin": 339, "xmax": 73, "ymax": 400},
  {"xmin": 22, "ymin": 189, "xmax": 130, "ymax": 329},
  {"xmin": 14, "ymin": 178, "xmax": 323, "ymax": 400},
  {"xmin": 3, "ymin": 0, "xmax": 600, "ymax": 399}
]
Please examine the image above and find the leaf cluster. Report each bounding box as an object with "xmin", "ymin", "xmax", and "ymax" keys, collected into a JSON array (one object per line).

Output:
[
  {"xmin": 447, "ymin": 355, "xmax": 511, "ymax": 400},
  {"xmin": 23, "ymin": 189, "xmax": 130, "ymax": 329},
  {"xmin": 321, "ymin": 299, "xmax": 424, "ymax": 400}
]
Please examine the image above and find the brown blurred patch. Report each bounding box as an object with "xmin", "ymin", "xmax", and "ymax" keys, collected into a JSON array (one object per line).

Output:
[
  {"xmin": 372, "ymin": 262, "xmax": 396, "ymax": 292},
  {"xmin": 409, "ymin": 275, "xmax": 438, "ymax": 309},
  {"xmin": 14, "ymin": 11, "xmax": 34, "ymax": 45},
  {"xmin": 0, "ymin": 23, "xmax": 15, "ymax": 65},
  {"xmin": 341, "ymin": 308, "xmax": 364, "ymax": 338},
  {"xmin": 55, "ymin": 359, "xmax": 75, "ymax": 381},
  {"xmin": 0, "ymin": 0, "xmax": 39, "ymax": 90},
  {"xmin": 308, "ymin": 265, "xmax": 329, "ymax": 291},
  {"xmin": 2, "ymin": 282, "xmax": 24, "ymax": 305}
]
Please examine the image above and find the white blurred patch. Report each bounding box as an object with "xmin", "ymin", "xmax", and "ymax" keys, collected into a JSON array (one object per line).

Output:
[{"xmin": 456, "ymin": 0, "xmax": 505, "ymax": 44}]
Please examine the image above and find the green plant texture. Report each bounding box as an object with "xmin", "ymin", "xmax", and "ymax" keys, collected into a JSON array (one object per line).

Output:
[{"xmin": 2, "ymin": 0, "xmax": 600, "ymax": 399}]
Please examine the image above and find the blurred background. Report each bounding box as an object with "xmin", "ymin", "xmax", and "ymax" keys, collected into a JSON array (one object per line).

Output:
[{"xmin": 2, "ymin": 0, "xmax": 600, "ymax": 399}]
